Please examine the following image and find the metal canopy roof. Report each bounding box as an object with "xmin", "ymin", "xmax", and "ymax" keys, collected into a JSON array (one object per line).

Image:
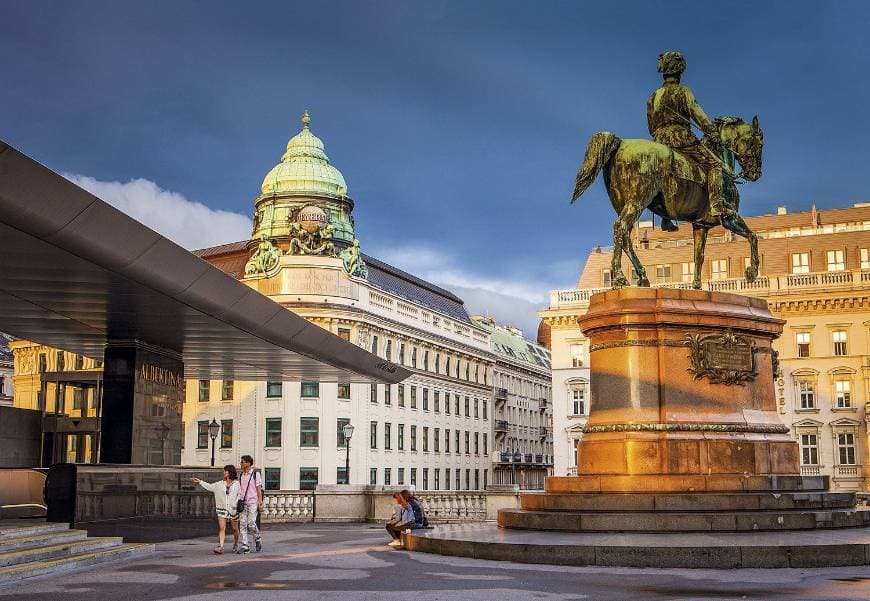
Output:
[{"xmin": 0, "ymin": 140, "xmax": 409, "ymax": 384}]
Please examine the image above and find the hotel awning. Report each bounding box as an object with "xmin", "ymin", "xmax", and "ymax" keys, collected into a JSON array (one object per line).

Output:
[{"xmin": 0, "ymin": 139, "xmax": 409, "ymax": 383}]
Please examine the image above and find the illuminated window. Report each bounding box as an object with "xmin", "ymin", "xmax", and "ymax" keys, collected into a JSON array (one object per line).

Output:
[
  {"xmin": 826, "ymin": 249, "xmax": 845, "ymax": 272},
  {"xmin": 796, "ymin": 332, "xmax": 810, "ymax": 358},
  {"xmin": 570, "ymin": 344, "xmax": 584, "ymax": 368},
  {"xmin": 800, "ymin": 433, "xmax": 818, "ymax": 465},
  {"xmin": 861, "ymin": 248, "xmax": 870, "ymax": 269},
  {"xmin": 832, "ymin": 330, "xmax": 847, "ymax": 356},
  {"xmin": 798, "ymin": 381, "xmax": 815, "ymax": 409},
  {"xmin": 711, "ymin": 259, "xmax": 728, "ymax": 280},
  {"xmin": 835, "ymin": 380, "xmax": 851, "ymax": 408},
  {"xmin": 337, "ymin": 383, "xmax": 351, "ymax": 399},
  {"xmin": 837, "ymin": 432, "xmax": 856, "ymax": 465},
  {"xmin": 791, "ymin": 253, "xmax": 810, "ymax": 274},
  {"xmin": 681, "ymin": 262, "xmax": 695, "ymax": 283}
]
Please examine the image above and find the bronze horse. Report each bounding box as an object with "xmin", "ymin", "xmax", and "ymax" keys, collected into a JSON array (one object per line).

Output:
[{"xmin": 571, "ymin": 117, "xmax": 764, "ymax": 289}]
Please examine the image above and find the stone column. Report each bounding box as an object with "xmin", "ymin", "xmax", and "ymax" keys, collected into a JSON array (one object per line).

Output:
[{"xmin": 100, "ymin": 341, "xmax": 184, "ymax": 465}]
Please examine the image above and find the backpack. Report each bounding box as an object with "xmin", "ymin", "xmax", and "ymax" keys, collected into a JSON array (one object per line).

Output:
[{"xmin": 409, "ymin": 498, "xmax": 428, "ymax": 528}]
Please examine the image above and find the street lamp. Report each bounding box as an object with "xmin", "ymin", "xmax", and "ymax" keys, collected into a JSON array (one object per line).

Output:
[
  {"xmin": 157, "ymin": 422, "xmax": 170, "ymax": 465},
  {"xmin": 512, "ymin": 448, "xmax": 522, "ymax": 487},
  {"xmin": 208, "ymin": 418, "xmax": 220, "ymax": 467},
  {"xmin": 342, "ymin": 422, "xmax": 355, "ymax": 484}
]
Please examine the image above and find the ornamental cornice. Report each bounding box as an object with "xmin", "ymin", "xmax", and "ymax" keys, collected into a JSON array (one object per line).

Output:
[{"xmin": 769, "ymin": 294, "xmax": 870, "ymax": 316}]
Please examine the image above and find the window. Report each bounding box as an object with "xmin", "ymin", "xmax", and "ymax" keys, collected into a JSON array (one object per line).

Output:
[
  {"xmin": 798, "ymin": 381, "xmax": 815, "ymax": 409},
  {"xmin": 423, "ymin": 350, "xmax": 429, "ymax": 371},
  {"xmin": 861, "ymin": 248, "xmax": 870, "ymax": 269},
  {"xmin": 465, "ymin": 469, "xmax": 471, "ymax": 490},
  {"xmin": 385, "ymin": 385, "xmax": 391, "ymax": 405},
  {"xmin": 603, "ymin": 269, "xmax": 612, "ymax": 287},
  {"xmin": 483, "ymin": 400, "xmax": 488, "ymax": 420},
  {"xmin": 299, "ymin": 467, "xmax": 318, "ymax": 490},
  {"xmin": 370, "ymin": 383, "xmax": 378, "ymax": 403},
  {"xmin": 422, "ymin": 427, "xmax": 429, "ymax": 452},
  {"xmin": 474, "ymin": 469, "xmax": 480, "ymax": 490},
  {"xmin": 371, "ymin": 335, "xmax": 378, "ymax": 355},
  {"xmin": 434, "ymin": 428, "xmax": 440, "ymax": 452},
  {"xmin": 385, "ymin": 340, "xmax": 392, "ymax": 362},
  {"xmin": 370, "ymin": 421, "xmax": 378, "ymax": 449},
  {"xmin": 570, "ymin": 344, "xmax": 584, "ymax": 367},
  {"xmin": 791, "ymin": 253, "xmax": 810, "ymax": 274},
  {"xmin": 422, "ymin": 388, "xmax": 429, "ymax": 411},
  {"xmin": 399, "ymin": 343, "xmax": 405, "ymax": 365},
  {"xmin": 338, "ymin": 383, "xmax": 351, "ymax": 399},
  {"xmin": 455, "ymin": 469, "xmax": 461, "ymax": 490},
  {"xmin": 474, "ymin": 432, "xmax": 479, "ymax": 454},
  {"xmin": 379, "ymin": 467, "xmax": 389, "ymax": 486},
  {"xmin": 301, "ymin": 381, "xmax": 319, "ymax": 398},
  {"xmin": 221, "ymin": 380, "xmax": 234, "ymax": 400},
  {"xmin": 455, "ymin": 430, "xmax": 460, "ymax": 453},
  {"xmin": 410, "ymin": 386, "xmax": 417, "ymax": 409},
  {"xmin": 446, "ymin": 357, "xmax": 451, "ymax": 376},
  {"xmin": 835, "ymin": 380, "xmax": 852, "ymax": 408},
  {"xmin": 198, "ymin": 380, "xmax": 210, "ymax": 402},
  {"xmin": 300, "ymin": 417, "xmax": 319, "ymax": 447},
  {"xmin": 656, "ymin": 264, "xmax": 672, "ymax": 282},
  {"xmin": 465, "ymin": 396, "xmax": 470, "ymax": 417},
  {"xmin": 370, "ymin": 468, "xmax": 377, "ymax": 485},
  {"xmin": 796, "ymin": 332, "xmax": 811, "ymax": 358},
  {"xmin": 197, "ymin": 421, "xmax": 209, "ymax": 449},
  {"xmin": 711, "ymin": 259, "xmax": 728, "ymax": 281},
  {"xmin": 826, "ymin": 249, "xmax": 845, "ymax": 272},
  {"xmin": 337, "ymin": 418, "xmax": 350, "ymax": 447},
  {"xmin": 266, "ymin": 381, "xmax": 282, "ymax": 398},
  {"xmin": 445, "ymin": 393, "xmax": 451, "ymax": 415},
  {"xmin": 434, "ymin": 469, "xmax": 441, "ymax": 490},
  {"xmin": 454, "ymin": 394, "xmax": 460, "ymax": 415},
  {"xmin": 422, "ymin": 468, "xmax": 429, "ymax": 490},
  {"xmin": 220, "ymin": 420, "xmax": 233, "ymax": 448},
  {"xmin": 398, "ymin": 384, "xmax": 406, "ymax": 407},
  {"xmin": 398, "ymin": 424, "xmax": 405, "ymax": 450},
  {"xmin": 465, "ymin": 431, "xmax": 470, "ymax": 454},
  {"xmin": 56, "ymin": 351, "xmax": 65, "ymax": 371},
  {"xmin": 445, "ymin": 429, "xmax": 450, "ymax": 453},
  {"xmin": 73, "ymin": 387, "xmax": 84, "ymax": 410},
  {"xmin": 571, "ymin": 385, "xmax": 586, "ymax": 415},
  {"xmin": 74, "ymin": 354, "xmax": 84, "ymax": 370},
  {"xmin": 681, "ymin": 262, "xmax": 695, "ymax": 282},
  {"xmin": 384, "ymin": 422, "xmax": 392, "ymax": 450},
  {"xmin": 474, "ymin": 399, "xmax": 479, "ymax": 418},
  {"xmin": 434, "ymin": 390, "xmax": 440, "ymax": 412},
  {"xmin": 398, "ymin": 467, "xmax": 405, "ymax": 485},
  {"xmin": 264, "ymin": 467, "xmax": 281, "ymax": 491},
  {"xmin": 837, "ymin": 432, "xmax": 856, "ymax": 465},
  {"xmin": 337, "ymin": 467, "xmax": 348, "ymax": 485},
  {"xmin": 337, "ymin": 327, "xmax": 351, "ymax": 341},
  {"xmin": 410, "ymin": 468, "xmax": 417, "ymax": 487},
  {"xmin": 435, "ymin": 353, "xmax": 440, "ymax": 374},
  {"xmin": 800, "ymin": 433, "xmax": 819, "ymax": 465},
  {"xmin": 444, "ymin": 468, "xmax": 450, "ymax": 490},
  {"xmin": 483, "ymin": 433, "xmax": 488, "ymax": 455},
  {"xmin": 38, "ymin": 353, "xmax": 47, "ymax": 374},
  {"xmin": 410, "ymin": 425, "xmax": 417, "ymax": 451},
  {"xmin": 832, "ymin": 330, "xmax": 848, "ymax": 356},
  {"xmin": 265, "ymin": 418, "xmax": 282, "ymax": 447},
  {"xmin": 411, "ymin": 347, "xmax": 417, "ymax": 368}
]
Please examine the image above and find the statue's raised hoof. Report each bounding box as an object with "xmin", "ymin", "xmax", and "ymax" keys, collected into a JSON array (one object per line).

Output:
[
  {"xmin": 638, "ymin": 277, "xmax": 651, "ymax": 287},
  {"xmin": 745, "ymin": 265, "xmax": 758, "ymax": 282}
]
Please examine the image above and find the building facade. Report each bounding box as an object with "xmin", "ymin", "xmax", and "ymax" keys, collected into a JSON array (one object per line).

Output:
[
  {"xmin": 0, "ymin": 333, "xmax": 13, "ymax": 406},
  {"xmin": 180, "ymin": 114, "xmax": 495, "ymax": 491},
  {"xmin": 471, "ymin": 317, "xmax": 553, "ymax": 489},
  {"xmin": 544, "ymin": 204, "xmax": 870, "ymax": 490}
]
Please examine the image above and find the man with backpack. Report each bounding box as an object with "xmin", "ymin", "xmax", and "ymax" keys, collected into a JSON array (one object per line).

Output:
[{"xmin": 237, "ymin": 455, "xmax": 263, "ymax": 554}]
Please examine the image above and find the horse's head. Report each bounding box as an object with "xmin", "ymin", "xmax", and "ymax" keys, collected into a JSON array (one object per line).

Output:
[{"xmin": 718, "ymin": 116, "xmax": 764, "ymax": 181}]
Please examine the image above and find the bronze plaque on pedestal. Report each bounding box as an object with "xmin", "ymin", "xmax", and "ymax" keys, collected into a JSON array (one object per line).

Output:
[{"xmin": 686, "ymin": 330, "xmax": 757, "ymax": 385}]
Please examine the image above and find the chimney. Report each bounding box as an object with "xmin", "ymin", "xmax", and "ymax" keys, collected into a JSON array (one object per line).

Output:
[{"xmin": 776, "ymin": 206, "xmax": 787, "ymax": 215}]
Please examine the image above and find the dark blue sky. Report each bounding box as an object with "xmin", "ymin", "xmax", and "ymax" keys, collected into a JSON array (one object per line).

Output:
[{"xmin": 2, "ymin": 1, "xmax": 868, "ymax": 332}]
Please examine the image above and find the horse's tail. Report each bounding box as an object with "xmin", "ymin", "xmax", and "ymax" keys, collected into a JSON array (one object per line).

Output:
[{"xmin": 571, "ymin": 131, "xmax": 621, "ymax": 203}]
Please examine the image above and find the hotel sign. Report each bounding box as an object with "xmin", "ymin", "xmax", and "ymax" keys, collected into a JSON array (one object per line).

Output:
[{"xmin": 138, "ymin": 363, "xmax": 182, "ymax": 389}]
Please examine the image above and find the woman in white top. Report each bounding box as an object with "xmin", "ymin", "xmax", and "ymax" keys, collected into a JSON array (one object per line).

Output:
[{"xmin": 191, "ymin": 464, "xmax": 241, "ymax": 554}]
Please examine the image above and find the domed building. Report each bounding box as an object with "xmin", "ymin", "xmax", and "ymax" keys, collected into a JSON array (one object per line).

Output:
[{"xmin": 180, "ymin": 113, "xmax": 529, "ymax": 493}]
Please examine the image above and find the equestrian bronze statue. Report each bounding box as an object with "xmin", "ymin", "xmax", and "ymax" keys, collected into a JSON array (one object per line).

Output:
[{"xmin": 571, "ymin": 51, "xmax": 764, "ymax": 290}]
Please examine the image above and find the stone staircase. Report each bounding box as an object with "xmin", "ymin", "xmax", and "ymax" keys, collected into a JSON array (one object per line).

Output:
[{"xmin": 0, "ymin": 521, "xmax": 153, "ymax": 585}]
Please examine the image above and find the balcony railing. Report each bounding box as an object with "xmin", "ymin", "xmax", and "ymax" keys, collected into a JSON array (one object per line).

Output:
[
  {"xmin": 493, "ymin": 387, "xmax": 508, "ymax": 401},
  {"xmin": 524, "ymin": 453, "xmax": 533, "ymax": 463},
  {"xmin": 549, "ymin": 268, "xmax": 870, "ymax": 309},
  {"xmin": 538, "ymin": 426, "xmax": 548, "ymax": 438},
  {"xmin": 494, "ymin": 420, "xmax": 508, "ymax": 433},
  {"xmin": 534, "ymin": 454, "xmax": 543, "ymax": 463},
  {"xmin": 800, "ymin": 465, "xmax": 821, "ymax": 476},
  {"xmin": 835, "ymin": 465, "xmax": 861, "ymax": 478},
  {"xmin": 539, "ymin": 398, "xmax": 548, "ymax": 410}
]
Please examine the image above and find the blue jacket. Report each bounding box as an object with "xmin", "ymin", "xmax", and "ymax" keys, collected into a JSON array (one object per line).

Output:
[{"xmin": 408, "ymin": 498, "xmax": 428, "ymax": 528}]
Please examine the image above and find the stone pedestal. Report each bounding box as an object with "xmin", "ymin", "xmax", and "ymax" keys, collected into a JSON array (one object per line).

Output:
[{"xmin": 549, "ymin": 288, "xmax": 800, "ymax": 494}]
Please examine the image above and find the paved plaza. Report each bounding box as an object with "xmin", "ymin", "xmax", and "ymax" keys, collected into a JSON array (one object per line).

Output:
[{"xmin": 0, "ymin": 523, "xmax": 868, "ymax": 600}]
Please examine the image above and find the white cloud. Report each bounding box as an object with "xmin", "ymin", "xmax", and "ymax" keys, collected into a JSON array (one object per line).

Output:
[
  {"xmin": 372, "ymin": 245, "xmax": 561, "ymax": 336},
  {"xmin": 65, "ymin": 174, "xmax": 250, "ymax": 250}
]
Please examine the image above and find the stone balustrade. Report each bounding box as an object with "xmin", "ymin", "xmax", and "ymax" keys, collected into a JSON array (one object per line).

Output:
[
  {"xmin": 260, "ymin": 491, "xmax": 315, "ymax": 522},
  {"xmin": 415, "ymin": 492, "xmax": 487, "ymax": 522},
  {"xmin": 549, "ymin": 269, "xmax": 870, "ymax": 308}
]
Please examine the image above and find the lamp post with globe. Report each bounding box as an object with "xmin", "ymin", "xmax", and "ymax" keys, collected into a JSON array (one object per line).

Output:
[
  {"xmin": 207, "ymin": 418, "xmax": 220, "ymax": 467},
  {"xmin": 342, "ymin": 423, "xmax": 355, "ymax": 484}
]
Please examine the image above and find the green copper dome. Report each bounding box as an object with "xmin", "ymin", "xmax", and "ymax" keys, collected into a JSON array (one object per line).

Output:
[{"xmin": 260, "ymin": 111, "xmax": 348, "ymax": 198}]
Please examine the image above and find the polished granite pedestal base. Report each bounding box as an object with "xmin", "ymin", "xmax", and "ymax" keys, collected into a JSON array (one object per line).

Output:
[{"xmin": 404, "ymin": 523, "xmax": 870, "ymax": 568}]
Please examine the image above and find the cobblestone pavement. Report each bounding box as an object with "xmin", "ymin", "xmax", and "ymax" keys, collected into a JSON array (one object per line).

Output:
[{"xmin": 2, "ymin": 523, "xmax": 870, "ymax": 600}]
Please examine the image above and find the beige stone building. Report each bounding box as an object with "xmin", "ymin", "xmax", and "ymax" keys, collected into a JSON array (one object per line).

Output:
[{"xmin": 543, "ymin": 204, "xmax": 870, "ymax": 491}]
